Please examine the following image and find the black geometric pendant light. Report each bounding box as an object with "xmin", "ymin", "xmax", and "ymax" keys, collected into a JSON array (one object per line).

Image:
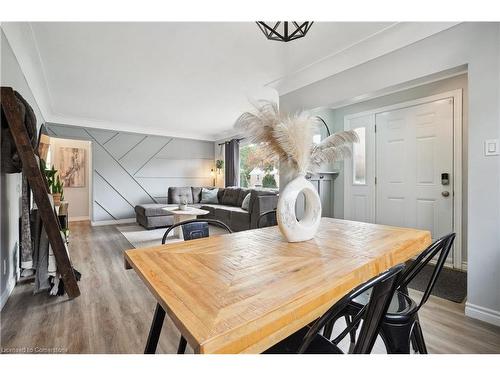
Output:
[{"xmin": 256, "ymin": 21, "xmax": 314, "ymax": 42}]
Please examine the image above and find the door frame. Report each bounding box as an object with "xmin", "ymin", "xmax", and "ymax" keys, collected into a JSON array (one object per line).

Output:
[{"xmin": 344, "ymin": 89, "xmax": 463, "ymax": 269}]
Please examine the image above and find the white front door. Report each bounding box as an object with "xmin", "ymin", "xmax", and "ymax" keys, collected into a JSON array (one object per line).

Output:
[
  {"xmin": 375, "ymin": 98, "xmax": 454, "ymax": 244},
  {"xmin": 344, "ymin": 93, "xmax": 461, "ymax": 268}
]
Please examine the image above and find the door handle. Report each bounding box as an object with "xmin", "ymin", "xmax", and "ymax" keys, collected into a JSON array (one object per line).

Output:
[{"xmin": 442, "ymin": 191, "xmax": 450, "ymax": 197}]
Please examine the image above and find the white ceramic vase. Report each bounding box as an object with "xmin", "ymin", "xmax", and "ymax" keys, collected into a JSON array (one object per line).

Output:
[{"xmin": 277, "ymin": 174, "xmax": 322, "ymax": 242}]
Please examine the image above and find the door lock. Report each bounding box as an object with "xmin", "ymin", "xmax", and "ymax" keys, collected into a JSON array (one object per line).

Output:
[
  {"xmin": 442, "ymin": 191, "xmax": 450, "ymax": 197},
  {"xmin": 441, "ymin": 173, "xmax": 450, "ymax": 185}
]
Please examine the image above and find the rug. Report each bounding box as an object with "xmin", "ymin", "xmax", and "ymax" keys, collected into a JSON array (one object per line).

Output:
[
  {"xmin": 117, "ymin": 223, "xmax": 226, "ymax": 249},
  {"xmin": 406, "ymin": 261, "xmax": 467, "ymax": 303}
]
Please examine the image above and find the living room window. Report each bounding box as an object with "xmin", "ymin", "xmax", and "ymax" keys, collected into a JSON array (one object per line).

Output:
[{"xmin": 239, "ymin": 143, "xmax": 279, "ymax": 189}]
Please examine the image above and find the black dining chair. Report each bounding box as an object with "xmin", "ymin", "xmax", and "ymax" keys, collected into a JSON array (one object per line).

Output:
[
  {"xmin": 144, "ymin": 219, "xmax": 233, "ymax": 354},
  {"xmin": 257, "ymin": 209, "xmax": 277, "ymax": 228},
  {"xmin": 263, "ymin": 264, "xmax": 405, "ymax": 354},
  {"xmin": 324, "ymin": 233, "xmax": 456, "ymax": 354}
]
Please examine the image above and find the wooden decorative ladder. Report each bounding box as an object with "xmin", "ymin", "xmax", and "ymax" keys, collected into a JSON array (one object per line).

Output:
[{"xmin": 1, "ymin": 86, "xmax": 80, "ymax": 298}]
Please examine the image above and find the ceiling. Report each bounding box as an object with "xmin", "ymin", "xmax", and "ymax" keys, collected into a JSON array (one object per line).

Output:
[{"xmin": 3, "ymin": 22, "xmax": 457, "ymax": 140}]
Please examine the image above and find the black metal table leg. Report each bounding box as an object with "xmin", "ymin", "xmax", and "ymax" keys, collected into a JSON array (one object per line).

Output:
[
  {"xmin": 144, "ymin": 303, "xmax": 166, "ymax": 354},
  {"xmin": 177, "ymin": 336, "xmax": 187, "ymax": 354}
]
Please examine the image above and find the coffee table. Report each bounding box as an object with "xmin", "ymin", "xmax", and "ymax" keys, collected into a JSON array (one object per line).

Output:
[{"xmin": 162, "ymin": 206, "xmax": 209, "ymax": 239}]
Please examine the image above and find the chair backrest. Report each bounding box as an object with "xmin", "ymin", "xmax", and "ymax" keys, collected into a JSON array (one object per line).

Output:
[
  {"xmin": 398, "ymin": 233, "xmax": 456, "ymax": 309},
  {"xmin": 297, "ymin": 264, "xmax": 405, "ymax": 354},
  {"xmin": 161, "ymin": 219, "xmax": 233, "ymax": 244},
  {"xmin": 181, "ymin": 221, "xmax": 209, "ymax": 240},
  {"xmin": 257, "ymin": 209, "xmax": 277, "ymax": 228}
]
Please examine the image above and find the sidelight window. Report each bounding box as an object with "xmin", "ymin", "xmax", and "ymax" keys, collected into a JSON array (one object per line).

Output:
[{"xmin": 353, "ymin": 127, "xmax": 366, "ymax": 185}]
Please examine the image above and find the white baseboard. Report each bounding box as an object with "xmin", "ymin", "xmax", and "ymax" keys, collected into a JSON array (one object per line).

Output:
[
  {"xmin": 90, "ymin": 218, "xmax": 136, "ymax": 226},
  {"xmin": 0, "ymin": 277, "xmax": 16, "ymax": 311},
  {"xmin": 69, "ymin": 216, "xmax": 89, "ymax": 222},
  {"xmin": 465, "ymin": 302, "xmax": 500, "ymax": 327}
]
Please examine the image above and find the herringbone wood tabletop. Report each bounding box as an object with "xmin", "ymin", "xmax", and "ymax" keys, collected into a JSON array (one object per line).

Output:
[{"xmin": 125, "ymin": 218, "xmax": 431, "ymax": 353}]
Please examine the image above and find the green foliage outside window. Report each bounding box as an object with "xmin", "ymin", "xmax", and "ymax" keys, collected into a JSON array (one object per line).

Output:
[
  {"xmin": 262, "ymin": 173, "xmax": 277, "ymax": 188},
  {"xmin": 239, "ymin": 143, "xmax": 278, "ymax": 188}
]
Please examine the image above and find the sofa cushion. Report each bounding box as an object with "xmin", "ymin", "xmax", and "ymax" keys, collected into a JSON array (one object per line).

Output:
[
  {"xmin": 136, "ymin": 213, "xmax": 173, "ymax": 229},
  {"xmin": 199, "ymin": 204, "xmax": 225, "ymax": 217},
  {"xmin": 217, "ymin": 188, "xmax": 225, "ymax": 202},
  {"xmin": 210, "ymin": 205, "xmax": 250, "ymax": 232},
  {"xmin": 200, "ymin": 205, "xmax": 215, "ymax": 216},
  {"xmin": 237, "ymin": 188, "xmax": 250, "ymax": 206},
  {"xmin": 249, "ymin": 189, "xmax": 279, "ymax": 213},
  {"xmin": 215, "ymin": 205, "xmax": 248, "ymax": 213},
  {"xmin": 135, "ymin": 204, "xmax": 170, "ymax": 217},
  {"xmin": 168, "ymin": 187, "xmax": 193, "ymax": 204},
  {"xmin": 215, "ymin": 207, "xmax": 231, "ymax": 223},
  {"xmin": 221, "ymin": 187, "xmax": 240, "ymax": 206},
  {"xmin": 230, "ymin": 209, "xmax": 250, "ymax": 231},
  {"xmin": 191, "ymin": 187, "xmax": 202, "ymax": 203},
  {"xmin": 201, "ymin": 187, "xmax": 219, "ymax": 204}
]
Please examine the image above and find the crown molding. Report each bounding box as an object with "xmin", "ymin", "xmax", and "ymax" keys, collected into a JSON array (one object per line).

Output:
[
  {"xmin": 269, "ymin": 22, "xmax": 461, "ymax": 96},
  {"xmin": 48, "ymin": 113, "xmax": 218, "ymax": 141},
  {"xmin": 213, "ymin": 128, "xmax": 242, "ymax": 142}
]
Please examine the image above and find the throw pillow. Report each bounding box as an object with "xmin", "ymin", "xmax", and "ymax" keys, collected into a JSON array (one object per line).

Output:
[
  {"xmin": 217, "ymin": 188, "xmax": 225, "ymax": 202},
  {"xmin": 191, "ymin": 187, "xmax": 202, "ymax": 203},
  {"xmin": 237, "ymin": 188, "xmax": 250, "ymax": 206},
  {"xmin": 241, "ymin": 193, "xmax": 251, "ymax": 211},
  {"xmin": 221, "ymin": 188, "xmax": 240, "ymax": 206},
  {"xmin": 200, "ymin": 188, "xmax": 219, "ymax": 204}
]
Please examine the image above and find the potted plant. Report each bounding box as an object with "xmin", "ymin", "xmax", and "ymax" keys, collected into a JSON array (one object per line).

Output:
[
  {"xmin": 51, "ymin": 175, "xmax": 64, "ymax": 206},
  {"xmin": 40, "ymin": 160, "xmax": 65, "ymax": 206},
  {"xmin": 215, "ymin": 159, "xmax": 224, "ymax": 173}
]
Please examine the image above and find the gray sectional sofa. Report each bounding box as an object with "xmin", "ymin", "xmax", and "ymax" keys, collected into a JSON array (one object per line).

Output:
[{"xmin": 135, "ymin": 186, "xmax": 278, "ymax": 232}]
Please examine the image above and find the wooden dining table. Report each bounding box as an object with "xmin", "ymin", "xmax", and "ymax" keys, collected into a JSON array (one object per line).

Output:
[{"xmin": 124, "ymin": 218, "xmax": 431, "ymax": 354}]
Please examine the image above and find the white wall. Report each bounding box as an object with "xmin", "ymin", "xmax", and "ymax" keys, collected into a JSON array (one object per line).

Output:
[
  {"xmin": 49, "ymin": 137, "xmax": 91, "ymax": 220},
  {"xmin": 1, "ymin": 30, "xmax": 45, "ymax": 309},
  {"xmin": 280, "ymin": 23, "xmax": 500, "ymax": 326}
]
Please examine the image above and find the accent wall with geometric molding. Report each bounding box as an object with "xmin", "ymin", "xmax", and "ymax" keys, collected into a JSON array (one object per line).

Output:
[{"xmin": 45, "ymin": 123, "xmax": 214, "ymax": 222}]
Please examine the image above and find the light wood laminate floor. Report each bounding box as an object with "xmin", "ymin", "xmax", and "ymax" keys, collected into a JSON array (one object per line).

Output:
[{"xmin": 1, "ymin": 221, "xmax": 499, "ymax": 354}]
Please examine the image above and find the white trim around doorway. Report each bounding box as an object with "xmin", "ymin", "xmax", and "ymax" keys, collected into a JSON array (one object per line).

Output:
[{"xmin": 344, "ymin": 89, "xmax": 464, "ymax": 270}]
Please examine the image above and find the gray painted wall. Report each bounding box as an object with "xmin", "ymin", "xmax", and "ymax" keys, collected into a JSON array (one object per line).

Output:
[
  {"xmin": 1, "ymin": 30, "xmax": 45, "ymax": 308},
  {"xmin": 45, "ymin": 124, "xmax": 215, "ymax": 222},
  {"xmin": 279, "ymin": 23, "xmax": 500, "ymax": 325}
]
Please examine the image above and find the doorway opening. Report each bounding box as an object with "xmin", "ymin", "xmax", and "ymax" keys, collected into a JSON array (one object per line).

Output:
[{"xmin": 38, "ymin": 135, "xmax": 92, "ymax": 223}]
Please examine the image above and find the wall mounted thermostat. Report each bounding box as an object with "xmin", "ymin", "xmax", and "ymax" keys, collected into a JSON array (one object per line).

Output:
[{"xmin": 484, "ymin": 139, "xmax": 499, "ymax": 156}]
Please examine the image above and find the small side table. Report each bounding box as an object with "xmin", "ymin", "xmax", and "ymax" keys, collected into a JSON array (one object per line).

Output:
[{"xmin": 162, "ymin": 207, "xmax": 209, "ymax": 239}]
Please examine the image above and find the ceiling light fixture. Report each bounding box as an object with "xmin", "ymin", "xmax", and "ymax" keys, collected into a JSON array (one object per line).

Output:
[{"xmin": 256, "ymin": 21, "xmax": 314, "ymax": 42}]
